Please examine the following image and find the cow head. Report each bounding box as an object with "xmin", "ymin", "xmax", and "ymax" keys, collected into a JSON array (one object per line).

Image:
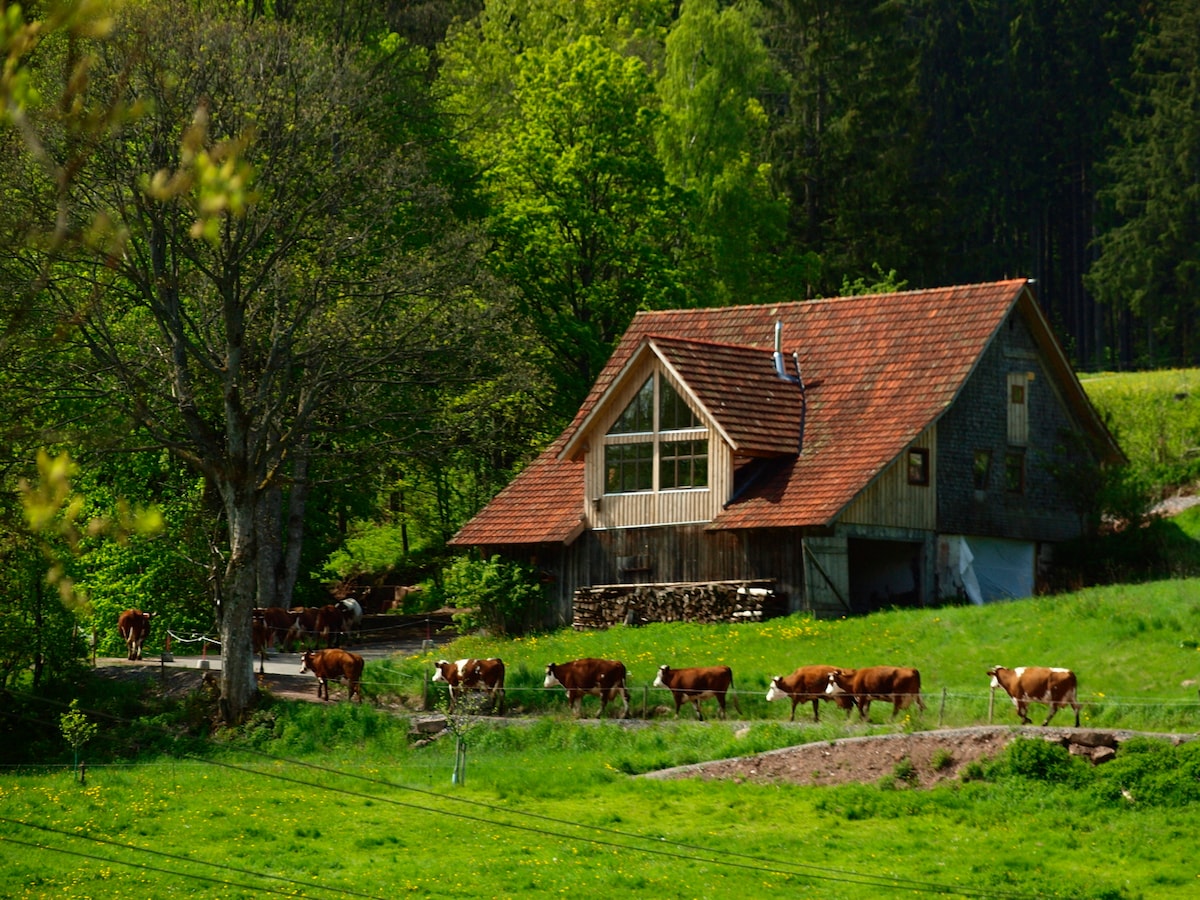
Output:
[
  {"xmin": 652, "ymin": 665, "xmax": 672, "ymax": 688},
  {"xmin": 299, "ymin": 650, "xmax": 316, "ymax": 674},
  {"xmin": 432, "ymin": 660, "xmax": 454, "ymax": 684},
  {"xmin": 986, "ymin": 666, "xmax": 1005, "ymax": 689},
  {"xmin": 824, "ymin": 670, "xmax": 849, "ymax": 696},
  {"xmin": 543, "ymin": 663, "xmax": 560, "ymax": 688},
  {"xmin": 765, "ymin": 675, "xmax": 786, "ymax": 703}
]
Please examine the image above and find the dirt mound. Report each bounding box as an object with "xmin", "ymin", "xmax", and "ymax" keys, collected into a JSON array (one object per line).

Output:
[{"xmin": 641, "ymin": 725, "xmax": 1195, "ymax": 788}]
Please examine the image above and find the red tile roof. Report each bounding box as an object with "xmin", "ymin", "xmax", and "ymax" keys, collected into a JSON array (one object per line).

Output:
[{"xmin": 450, "ymin": 280, "xmax": 1113, "ymax": 546}]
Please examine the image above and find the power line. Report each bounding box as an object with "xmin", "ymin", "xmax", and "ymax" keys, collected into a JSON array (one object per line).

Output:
[
  {"xmin": 0, "ymin": 833, "xmax": 368, "ymax": 899},
  {"xmin": 4, "ymin": 690, "xmax": 1062, "ymax": 898}
]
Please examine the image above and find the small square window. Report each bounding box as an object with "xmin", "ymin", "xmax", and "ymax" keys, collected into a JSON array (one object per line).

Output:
[
  {"xmin": 1010, "ymin": 383, "xmax": 1026, "ymax": 405},
  {"xmin": 907, "ymin": 448, "xmax": 929, "ymax": 486},
  {"xmin": 1005, "ymin": 451, "xmax": 1025, "ymax": 494},
  {"xmin": 973, "ymin": 450, "xmax": 992, "ymax": 490}
]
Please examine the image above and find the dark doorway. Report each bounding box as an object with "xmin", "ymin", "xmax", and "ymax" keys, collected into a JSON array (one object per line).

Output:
[{"xmin": 847, "ymin": 539, "xmax": 923, "ymax": 613}]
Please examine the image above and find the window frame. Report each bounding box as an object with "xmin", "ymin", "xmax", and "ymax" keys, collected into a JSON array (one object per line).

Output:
[
  {"xmin": 906, "ymin": 447, "xmax": 930, "ymax": 486},
  {"xmin": 602, "ymin": 371, "xmax": 708, "ymax": 495}
]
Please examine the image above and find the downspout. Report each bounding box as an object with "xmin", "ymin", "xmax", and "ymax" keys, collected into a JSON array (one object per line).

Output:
[{"xmin": 773, "ymin": 320, "xmax": 808, "ymax": 454}]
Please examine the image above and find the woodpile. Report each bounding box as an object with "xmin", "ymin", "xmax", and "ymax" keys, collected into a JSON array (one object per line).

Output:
[{"xmin": 572, "ymin": 580, "xmax": 783, "ymax": 630}]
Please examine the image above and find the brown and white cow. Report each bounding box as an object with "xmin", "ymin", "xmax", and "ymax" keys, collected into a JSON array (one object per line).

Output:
[
  {"xmin": 825, "ymin": 666, "xmax": 926, "ymax": 720},
  {"xmin": 117, "ymin": 609, "xmax": 154, "ymax": 661},
  {"xmin": 653, "ymin": 665, "xmax": 740, "ymax": 721},
  {"xmin": 766, "ymin": 665, "xmax": 856, "ymax": 722},
  {"xmin": 433, "ymin": 658, "xmax": 506, "ymax": 714},
  {"xmin": 300, "ymin": 648, "xmax": 365, "ymax": 702},
  {"xmin": 544, "ymin": 658, "xmax": 630, "ymax": 718},
  {"xmin": 988, "ymin": 665, "xmax": 1081, "ymax": 727}
]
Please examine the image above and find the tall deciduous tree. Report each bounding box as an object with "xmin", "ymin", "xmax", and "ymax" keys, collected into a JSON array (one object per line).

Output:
[
  {"xmin": 656, "ymin": 0, "xmax": 806, "ymax": 303},
  {"xmin": 483, "ymin": 36, "xmax": 693, "ymax": 416},
  {"xmin": 12, "ymin": 2, "xmax": 494, "ymax": 722}
]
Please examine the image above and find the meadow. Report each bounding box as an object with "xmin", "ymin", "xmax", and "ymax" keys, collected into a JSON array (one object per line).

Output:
[{"xmin": 7, "ymin": 579, "xmax": 1200, "ymax": 899}]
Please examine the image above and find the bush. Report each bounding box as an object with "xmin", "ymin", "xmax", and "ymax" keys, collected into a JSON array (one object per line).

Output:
[
  {"xmin": 441, "ymin": 554, "xmax": 548, "ymax": 636},
  {"xmin": 987, "ymin": 738, "xmax": 1085, "ymax": 784}
]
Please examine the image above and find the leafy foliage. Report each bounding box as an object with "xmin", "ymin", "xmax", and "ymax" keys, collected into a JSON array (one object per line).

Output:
[{"xmin": 440, "ymin": 553, "xmax": 548, "ymax": 635}]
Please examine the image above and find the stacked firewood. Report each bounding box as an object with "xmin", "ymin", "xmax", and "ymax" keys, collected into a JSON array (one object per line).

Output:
[{"xmin": 571, "ymin": 581, "xmax": 781, "ymax": 630}]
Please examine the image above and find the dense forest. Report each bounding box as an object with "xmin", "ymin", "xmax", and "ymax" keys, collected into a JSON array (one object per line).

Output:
[{"xmin": 2, "ymin": 0, "xmax": 1198, "ymax": 719}]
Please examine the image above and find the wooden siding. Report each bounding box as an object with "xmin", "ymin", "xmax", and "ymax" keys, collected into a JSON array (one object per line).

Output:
[
  {"xmin": 1007, "ymin": 371, "xmax": 1030, "ymax": 445},
  {"xmin": 839, "ymin": 425, "xmax": 938, "ymax": 530},
  {"xmin": 802, "ymin": 535, "xmax": 850, "ymax": 615}
]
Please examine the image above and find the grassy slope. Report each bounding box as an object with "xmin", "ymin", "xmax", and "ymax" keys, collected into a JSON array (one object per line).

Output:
[
  {"xmin": 8, "ymin": 584, "xmax": 1200, "ymax": 898},
  {"xmin": 378, "ymin": 578, "xmax": 1200, "ymax": 731},
  {"xmin": 1082, "ymin": 367, "xmax": 1200, "ymax": 490}
]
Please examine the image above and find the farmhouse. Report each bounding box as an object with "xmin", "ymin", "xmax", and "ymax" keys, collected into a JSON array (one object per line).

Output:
[{"xmin": 451, "ymin": 280, "xmax": 1123, "ymax": 624}]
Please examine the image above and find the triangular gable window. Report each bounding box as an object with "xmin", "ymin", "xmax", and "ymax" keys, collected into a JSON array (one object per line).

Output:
[
  {"xmin": 604, "ymin": 371, "xmax": 706, "ymax": 494},
  {"xmin": 610, "ymin": 377, "xmax": 654, "ymax": 434}
]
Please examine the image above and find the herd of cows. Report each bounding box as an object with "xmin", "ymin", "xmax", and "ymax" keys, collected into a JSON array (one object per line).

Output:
[
  {"xmin": 115, "ymin": 607, "xmax": 1083, "ymax": 728},
  {"xmin": 429, "ymin": 657, "xmax": 1083, "ymax": 728}
]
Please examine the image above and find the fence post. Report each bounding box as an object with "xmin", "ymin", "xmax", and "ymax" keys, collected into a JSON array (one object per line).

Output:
[
  {"xmin": 987, "ymin": 687, "xmax": 994, "ymax": 724},
  {"xmin": 939, "ymin": 687, "xmax": 947, "ymax": 726},
  {"xmin": 641, "ymin": 686, "xmax": 648, "ymax": 719}
]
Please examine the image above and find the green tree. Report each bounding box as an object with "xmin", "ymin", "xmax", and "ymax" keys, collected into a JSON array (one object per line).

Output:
[
  {"xmin": 10, "ymin": 2, "xmax": 495, "ymax": 722},
  {"xmin": 1087, "ymin": 0, "xmax": 1200, "ymax": 366},
  {"xmin": 483, "ymin": 36, "xmax": 693, "ymax": 416},
  {"xmin": 656, "ymin": 0, "xmax": 804, "ymax": 304},
  {"xmin": 758, "ymin": 0, "xmax": 923, "ymax": 294}
]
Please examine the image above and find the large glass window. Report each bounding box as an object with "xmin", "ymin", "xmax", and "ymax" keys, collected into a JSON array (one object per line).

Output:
[
  {"xmin": 660, "ymin": 439, "xmax": 708, "ymax": 489},
  {"xmin": 610, "ymin": 377, "xmax": 654, "ymax": 434},
  {"xmin": 605, "ymin": 442, "xmax": 654, "ymax": 493},
  {"xmin": 604, "ymin": 372, "xmax": 707, "ymax": 494},
  {"xmin": 659, "ymin": 378, "xmax": 699, "ymax": 430}
]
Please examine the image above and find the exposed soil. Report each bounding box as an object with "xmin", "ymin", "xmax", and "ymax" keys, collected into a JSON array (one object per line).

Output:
[
  {"xmin": 643, "ymin": 725, "xmax": 1197, "ymax": 788},
  {"xmin": 643, "ymin": 726, "xmax": 1021, "ymax": 788}
]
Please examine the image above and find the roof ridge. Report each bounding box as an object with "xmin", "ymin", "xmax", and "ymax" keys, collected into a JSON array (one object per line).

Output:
[
  {"xmin": 630, "ymin": 278, "xmax": 1031, "ymax": 321},
  {"xmin": 646, "ymin": 333, "xmax": 777, "ymax": 353}
]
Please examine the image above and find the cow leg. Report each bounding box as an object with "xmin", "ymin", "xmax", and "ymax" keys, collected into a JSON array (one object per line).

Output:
[
  {"xmin": 1042, "ymin": 703, "xmax": 1059, "ymax": 727},
  {"xmin": 693, "ymin": 696, "xmax": 705, "ymax": 721},
  {"xmin": 858, "ymin": 698, "xmax": 870, "ymax": 720},
  {"xmin": 809, "ymin": 698, "xmax": 818, "ymax": 722}
]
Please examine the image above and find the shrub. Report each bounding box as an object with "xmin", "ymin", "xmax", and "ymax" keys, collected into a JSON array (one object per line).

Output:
[
  {"xmin": 441, "ymin": 554, "xmax": 548, "ymax": 636},
  {"xmin": 987, "ymin": 738, "xmax": 1085, "ymax": 784}
]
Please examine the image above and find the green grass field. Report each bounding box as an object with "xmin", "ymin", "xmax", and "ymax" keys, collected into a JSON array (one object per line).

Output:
[{"xmin": 7, "ymin": 579, "xmax": 1200, "ymax": 898}]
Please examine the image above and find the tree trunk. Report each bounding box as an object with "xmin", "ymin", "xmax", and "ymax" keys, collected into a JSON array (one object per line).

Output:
[
  {"xmin": 279, "ymin": 440, "xmax": 310, "ymax": 610},
  {"xmin": 256, "ymin": 482, "xmax": 283, "ymax": 608},
  {"xmin": 218, "ymin": 491, "xmax": 259, "ymax": 724}
]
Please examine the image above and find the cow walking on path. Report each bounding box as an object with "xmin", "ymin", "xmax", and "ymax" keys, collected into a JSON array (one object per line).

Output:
[
  {"xmin": 117, "ymin": 610, "xmax": 154, "ymax": 661},
  {"xmin": 544, "ymin": 659, "xmax": 630, "ymax": 718},
  {"xmin": 825, "ymin": 666, "xmax": 926, "ymax": 720},
  {"xmin": 766, "ymin": 665, "xmax": 855, "ymax": 722},
  {"xmin": 433, "ymin": 658, "xmax": 506, "ymax": 714},
  {"xmin": 653, "ymin": 665, "xmax": 740, "ymax": 721},
  {"xmin": 988, "ymin": 665, "xmax": 1081, "ymax": 727},
  {"xmin": 300, "ymin": 649, "xmax": 365, "ymax": 702}
]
